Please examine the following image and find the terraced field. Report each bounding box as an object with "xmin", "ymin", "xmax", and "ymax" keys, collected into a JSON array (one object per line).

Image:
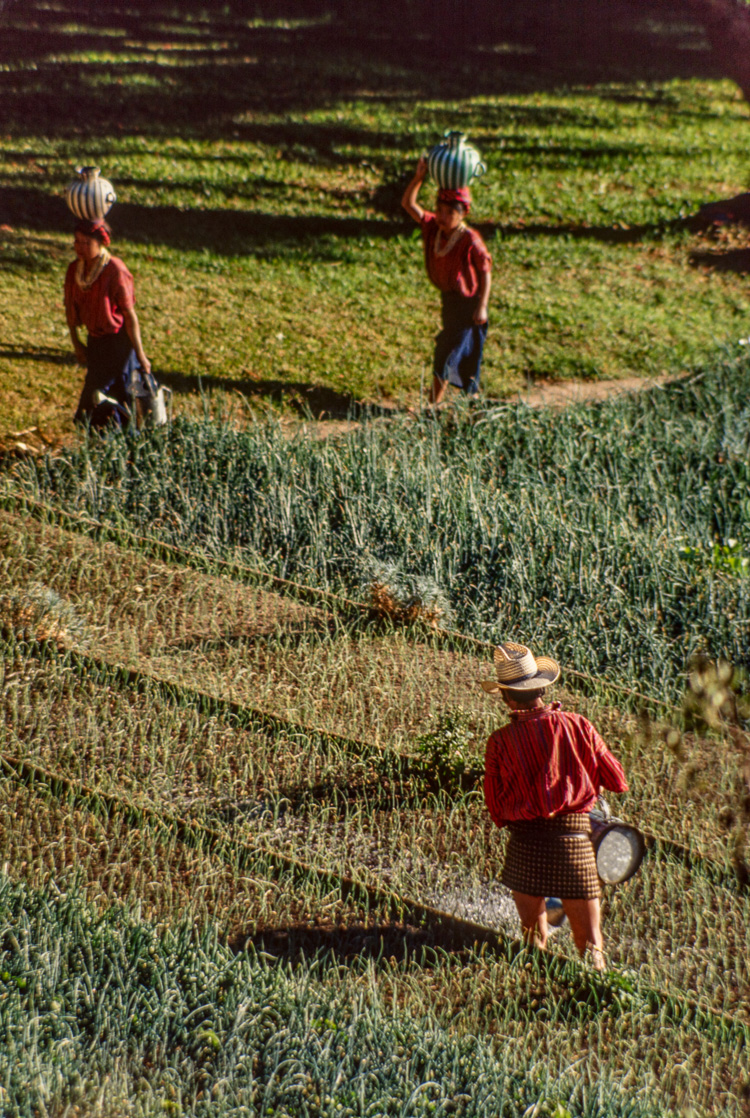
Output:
[
  {"xmin": 3, "ymin": 0, "xmax": 750, "ymax": 1114},
  {"xmin": 1, "ymin": 486, "xmax": 749, "ymax": 1116}
]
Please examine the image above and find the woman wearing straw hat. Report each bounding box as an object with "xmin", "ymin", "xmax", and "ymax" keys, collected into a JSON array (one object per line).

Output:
[
  {"xmin": 480, "ymin": 642, "xmax": 628, "ymax": 969},
  {"xmin": 65, "ymin": 218, "xmax": 151, "ymax": 429}
]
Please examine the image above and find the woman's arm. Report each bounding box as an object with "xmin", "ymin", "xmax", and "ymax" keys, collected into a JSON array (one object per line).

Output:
[
  {"xmin": 65, "ymin": 288, "xmax": 87, "ymax": 366},
  {"xmin": 401, "ymin": 155, "xmax": 428, "ymax": 224},
  {"xmin": 473, "ymin": 268, "xmax": 491, "ymax": 325},
  {"xmin": 123, "ymin": 306, "xmax": 151, "ymax": 376},
  {"xmin": 67, "ymin": 320, "xmax": 88, "ymax": 366},
  {"xmin": 483, "ymin": 733, "xmax": 509, "ymax": 829},
  {"xmin": 598, "ymin": 749, "xmax": 628, "ymax": 793},
  {"xmin": 589, "ymin": 723, "xmax": 629, "ymax": 793}
]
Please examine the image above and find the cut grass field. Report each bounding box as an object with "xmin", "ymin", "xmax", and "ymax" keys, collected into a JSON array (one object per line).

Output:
[{"xmin": 2, "ymin": 0, "xmax": 750, "ymax": 442}]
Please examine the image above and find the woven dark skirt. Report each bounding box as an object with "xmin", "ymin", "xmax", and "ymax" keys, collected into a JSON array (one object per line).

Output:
[
  {"xmin": 74, "ymin": 326, "xmax": 138, "ymax": 429},
  {"xmin": 501, "ymin": 814, "xmax": 600, "ymax": 899},
  {"xmin": 433, "ymin": 292, "xmax": 488, "ymax": 395}
]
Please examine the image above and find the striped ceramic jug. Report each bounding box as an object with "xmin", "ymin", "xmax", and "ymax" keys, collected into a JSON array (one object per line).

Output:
[
  {"xmin": 427, "ymin": 131, "xmax": 486, "ymax": 190},
  {"xmin": 65, "ymin": 166, "xmax": 117, "ymax": 221}
]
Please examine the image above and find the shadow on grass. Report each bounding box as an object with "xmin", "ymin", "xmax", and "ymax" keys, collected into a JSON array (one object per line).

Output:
[
  {"xmin": 1, "ymin": 184, "xmax": 699, "ymax": 258},
  {"xmin": 0, "ymin": 344, "xmax": 75, "ymax": 367},
  {"xmin": 0, "ymin": 186, "xmax": 405, "ymax": 254},
  {"xmin": 158, "ymin": 368, "xmax": 399, "ymax": 418},
  {"xmin": 689, "ymin": 248, "xmax": 750, "ymax": 274},
  {"xmin": 0, "ymin": 0, "xmax": 727, "ymax": 144},
  {"xmin": 236, "ymin": 920, "xmax": 478, "ymax": 964},
  {"xmin": 0, "ymin": 343, "xmax": 395, "ymax": 417}
]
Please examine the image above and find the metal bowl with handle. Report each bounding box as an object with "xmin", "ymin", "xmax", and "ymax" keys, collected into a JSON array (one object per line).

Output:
[{"xmin": 589, "ymin": 797, "xmax": 645, "ymax": 885}]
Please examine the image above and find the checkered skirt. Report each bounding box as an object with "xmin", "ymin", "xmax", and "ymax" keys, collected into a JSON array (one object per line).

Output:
[{"xmin": 500, "ymin": 814, "xmax": 600, "ymax": 899}]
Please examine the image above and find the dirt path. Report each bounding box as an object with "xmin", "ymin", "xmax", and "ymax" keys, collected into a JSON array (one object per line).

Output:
[
  {"xmin": 287, "ymin": 371, "xmax": 688, "ymax": 440},
  {"xmin": 510, "ymin": 372, "xmax": 682, "ymax": 409},
  {"xmin": 0, "ymin": 372, "xmax": 686, "ymax": 457}
]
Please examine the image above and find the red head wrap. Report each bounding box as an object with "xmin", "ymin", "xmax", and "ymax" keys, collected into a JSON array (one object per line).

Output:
[
  {"xmin": 75, "ymin": 218, "xmax": 111, "ymax": 246},
  {"xmin": 437, "ymin": 187, "xmax": 471, "ymax": 213}
]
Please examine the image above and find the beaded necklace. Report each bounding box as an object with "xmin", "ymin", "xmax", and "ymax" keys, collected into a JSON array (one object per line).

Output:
[
  {"xmin": 75, "ymin": 248, "xmax": 111, "ymax": 291},
  {"xmin": 433, "ymin": 224, "xmax": 467, "ymax": 258}
]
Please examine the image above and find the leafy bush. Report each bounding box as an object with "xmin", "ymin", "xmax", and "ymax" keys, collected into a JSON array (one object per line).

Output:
[
  {"xmin": 414, "ymin": 709, "xmax": 481, "ymax": 792},
  {"xmin": 678, "ymin": 539, "xmax": 750, "ymax": 577}
]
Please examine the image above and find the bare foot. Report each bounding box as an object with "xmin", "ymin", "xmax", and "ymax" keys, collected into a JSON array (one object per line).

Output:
[{"xmin": 587, "ymin": 946, "xmax": 607, "ymax": 972}]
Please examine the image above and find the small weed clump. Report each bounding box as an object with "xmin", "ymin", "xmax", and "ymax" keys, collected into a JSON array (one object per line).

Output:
[
  {"xmin": 0, "ymin": 583, "xmax": 85, "ymax": 647},
  {"xmin": 367, "ymin": 560, "xmax": 453, "ymax": 628},
  {"xmin": 414, "ymin": 709, "xmax": 481, "ymax": 794}
]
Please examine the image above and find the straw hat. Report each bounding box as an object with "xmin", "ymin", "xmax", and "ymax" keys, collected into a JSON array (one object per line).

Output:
[{"xmin": 480, "ymin": 641, "xmax": 560, "ymax": 694}]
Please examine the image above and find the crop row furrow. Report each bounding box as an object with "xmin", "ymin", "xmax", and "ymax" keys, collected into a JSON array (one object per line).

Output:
[
  {"xmin": 0, "ymin": 742, "xmax": 747, "ymax": 1047},
  {"xmin": 2, "ymin": 632, "xmax": 744, "ymax": 894}
]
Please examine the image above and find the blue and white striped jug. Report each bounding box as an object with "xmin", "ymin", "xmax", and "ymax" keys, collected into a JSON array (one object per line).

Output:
[
  {"xmin": 66, "ymin": 166, "xmax": 117, "ymax": 221},
  {"xmin": 427, "ymin": 131, "xmax": 486, "ymax": 190}
]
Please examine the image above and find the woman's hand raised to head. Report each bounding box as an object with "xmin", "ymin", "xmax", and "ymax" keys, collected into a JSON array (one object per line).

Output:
[{"xmin": 402, "ymin": 156, "xmax": 429, "ymax": 223}]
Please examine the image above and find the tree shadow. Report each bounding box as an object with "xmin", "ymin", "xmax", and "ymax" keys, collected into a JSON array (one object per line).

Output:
[
  {"xmin": 0, "ymin": 0, "xmax": 729, "ymax": 144},
  {"xmin": 0, "ymin": 186, "xmax": 405, "ymax": 255},
  {"xmin": 1, "ymin": 183, "xmax": 699, "ymax": 258},
  {"xmin": 0, "ymin": 344, "xmax": 75, "ymax": 366},
  {"xmin": 157, "ymin": 368, "xmax": 399, "ymax": 418},
  {"xmin": 689, "ymin": 247, "xmax": 750, "ymax": 275}
]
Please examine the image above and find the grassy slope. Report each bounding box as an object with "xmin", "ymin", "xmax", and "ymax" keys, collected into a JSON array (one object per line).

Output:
[{"xmin": 1, "ymin": 1, "xmax": 750, "ymax": 440}]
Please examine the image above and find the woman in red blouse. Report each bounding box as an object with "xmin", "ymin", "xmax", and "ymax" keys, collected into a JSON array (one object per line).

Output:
[
  {"xmin": 481, "ymin": 642, "xmax": 629, "ymax": 970},
  {"xmin": 65, "ymin": 219, "xmax": 151, "ymax": 429},
  {"xmin": 402, "ymin": 156, "xmax": 492, "ymax": 405}
]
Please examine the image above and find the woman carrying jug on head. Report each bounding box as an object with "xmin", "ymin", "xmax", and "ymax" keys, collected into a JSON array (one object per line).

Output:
[
  {"xmin": 65, "ymin": 218, "xmax": 151, "ymax": 429},
  {"xmin": 402, "ymin": 155, "xmax": 492, "ymax": 405}
]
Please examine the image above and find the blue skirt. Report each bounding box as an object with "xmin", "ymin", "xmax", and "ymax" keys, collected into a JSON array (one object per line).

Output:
[
  {"xmin": 74, "ymin": 326, "xmax": 138, "ymax": 429},
  {"xmin": 433, "ymin": 292, "xmax": 488, "ymax": 396}
]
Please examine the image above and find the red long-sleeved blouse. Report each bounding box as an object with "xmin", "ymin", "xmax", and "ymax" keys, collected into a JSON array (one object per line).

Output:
[
  {"xmin": 64, "ymin": 256, "xmax": 135, "ymax": 337},
  {"xmin": 483, "ymin": 702, "xmax": 628, "ymax": 828},
  {"xmin": 419, "ymin": 212, "xmax": 492, "ymax": 296}
]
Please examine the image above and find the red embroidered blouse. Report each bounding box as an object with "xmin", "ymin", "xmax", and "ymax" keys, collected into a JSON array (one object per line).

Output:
[
  {"xmin": 64, "ymin": 256, "xmax": 135, "ymax": 337},
  {"xmin": 483, "ymin": 702, "xmax": 628, "ymax": 828},
  {"xmin": 419, "ymin": 212, "xmax": 492, "ymax": 297}
]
